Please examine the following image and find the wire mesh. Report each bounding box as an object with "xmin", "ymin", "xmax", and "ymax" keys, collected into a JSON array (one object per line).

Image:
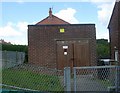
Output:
[
  {"xmin": 2, "ymin": 64, "xmax": 64, "ymax": 92},
  {"xmin": 73, "ymin": 66, "xmax": 120, "ymax": 92}
]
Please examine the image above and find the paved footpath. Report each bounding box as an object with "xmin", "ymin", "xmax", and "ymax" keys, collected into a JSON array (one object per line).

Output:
[{"xmin": 71, "ymin": 75, "xmax": 108, "ymax": 92}]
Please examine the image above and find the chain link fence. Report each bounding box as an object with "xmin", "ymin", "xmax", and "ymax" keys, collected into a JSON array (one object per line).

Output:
[
  {"xmin": 1, "ymin": 50, "xmax": 64, "ymax": 92},
  {"xmin": 2, "ymin": 64, "xmax": 64, "ymax": 92},
  {"xmin": 1, "ymin": 51, "xmax": 120, "ymax": 93},
  {"xmin": 1, "ymin": 51, "xmax": 25, "ymax": 69},
  {"xmin": 73, "ymin": 66, "xmax": 120, "ymax": 92}
]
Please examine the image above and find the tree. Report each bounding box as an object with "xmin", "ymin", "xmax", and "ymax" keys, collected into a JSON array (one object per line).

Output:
[{"xmin": 97, "ymin": 39, "xmax": 110, "ymax": 59}]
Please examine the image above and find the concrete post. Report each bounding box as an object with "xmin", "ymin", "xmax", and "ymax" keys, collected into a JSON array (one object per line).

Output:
[
  {"xmin": 114, "ymin": 50, "xmax": 120, "ymax": 92},
  {"xmin": 64, "ymin": 67, "xmax": 71, "ymax": 92}
]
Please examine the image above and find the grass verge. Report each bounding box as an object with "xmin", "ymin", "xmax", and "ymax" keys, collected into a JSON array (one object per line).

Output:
[{"xmin": 2, "ymin": 68, "xmax": 64, "ymax": 92}]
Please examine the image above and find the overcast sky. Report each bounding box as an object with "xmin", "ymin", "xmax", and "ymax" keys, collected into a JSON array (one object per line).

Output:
[{"xmin": 1, "ymin": 0, "xmax": 116, "ymax": 45}]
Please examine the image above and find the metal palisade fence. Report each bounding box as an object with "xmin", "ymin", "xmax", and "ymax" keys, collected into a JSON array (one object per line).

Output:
[{"xmin": 1, "ymin": 50, "xmax": 25, "ymax": 69}]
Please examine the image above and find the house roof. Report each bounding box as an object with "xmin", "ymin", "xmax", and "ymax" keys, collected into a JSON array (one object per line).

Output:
[{"xmin": 36, "ymin": 8, "xmax": 70, "ymax": 25}]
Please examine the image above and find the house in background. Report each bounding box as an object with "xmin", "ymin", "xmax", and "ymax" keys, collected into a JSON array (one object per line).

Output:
[
  {"xmin": 0, "ymin": 39, "xmax": 11, "ymax": 45},
  {"xmin": 108, "ymin": 0, "xmax": 120, "ymax": 65},
  {"xmin": 28, "ymin": 8, "xmax": 97, "ymax": 70}
]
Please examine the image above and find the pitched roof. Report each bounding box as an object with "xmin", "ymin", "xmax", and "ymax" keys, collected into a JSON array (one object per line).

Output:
[{"xmin": 36, "ymin": 8, "xmax": 70, "ymax": 25}]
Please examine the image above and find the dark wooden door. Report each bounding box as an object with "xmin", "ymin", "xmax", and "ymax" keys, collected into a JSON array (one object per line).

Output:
[
  {"xmin": 57, "ymin": 40, "xmax": 90, "ymax": 70},
  {"xmin": 74, "ymin": 40, "xmax": 90, "ymax": 67}
]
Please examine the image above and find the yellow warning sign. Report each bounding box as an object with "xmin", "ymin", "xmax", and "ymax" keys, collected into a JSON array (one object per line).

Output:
[{"xmin": 60, "ymin": 28, "xmax": 65, "ymax": 33}]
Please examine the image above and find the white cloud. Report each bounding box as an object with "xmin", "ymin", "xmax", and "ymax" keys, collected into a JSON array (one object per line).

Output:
[
  {"xmin": 1, "ymin": 0, "xmax": 116, "ymax": 2},
  {"xmin": 90, "ymin": 0, "xmax": 115, "ymax": 3},
  {"xmin": 0, "ymin": 21, "xmax": 29, "ymax": 45},
  {"xmin": 17, "ymin": 22, "xmax": 28, "ymax": 32},
  {"xmin": 94, "ymin": 23, "xmax": 110, "ymax": 41},
  {"xmin": 0, "ymin": 22, "xmax": 22, "ymax": 37},
  {"xmin": 96, "ymin": 32, "xmax": 109, "ymax": 41},
  {"xmin": 16, "ymin": 0, "xmax": 24, "ymax": 3},
  {"xmin": 55, "ymin": 8, "xmax": 79, "ymax": 24},
  {"xmin": 88, "ymin": 0, "xmax": 115, "ymax": 26},
  {"xmin": 89, "ymin": 0, "xmax": 115, "ymax": 40},
  {"xmin": 97, "ymin": 2, "xmax": 115, "ymax": 26}
]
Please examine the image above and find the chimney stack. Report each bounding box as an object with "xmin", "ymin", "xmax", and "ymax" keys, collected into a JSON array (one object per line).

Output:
[{"xmin": 49, "ymin": 8, "xmax": 52, "ymax": 18}]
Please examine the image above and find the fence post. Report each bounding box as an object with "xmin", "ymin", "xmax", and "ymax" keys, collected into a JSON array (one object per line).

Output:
[
  {"xmin": 64, "ymin": 67, "xmax": 71, "ymax": 92},
  {"xmin": 115, "ymin": 66, "xmax": 119, "ymax": 92},
  {"xmin": 64, "ymin": 67, "xmax": 66, "ymax": 87},
  {"xmin": 16, "ymin": 51, "xmax": 18, "ymax": 65},
  {"xmin": 117, "ymin": 66, "xmax": 120, "ymax": 92},
  {"xmin": 114, "ymin": 50, "xmax": 120, "ymax": 92},
  {"xmin": 21, "ymin": 52, "xmax": 22, "ymax": 64},
  {"xmin": 4, "ymin": 50, "xmax": 7, "ymax": 68},
  {"xmin": 73, "ymin": 67, "xmax": 76, "ymax": 93}
]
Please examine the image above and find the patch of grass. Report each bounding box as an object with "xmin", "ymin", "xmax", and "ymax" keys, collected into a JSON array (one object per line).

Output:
[
  {"xmin": 2, "ymin": 68, "xmax": 64, "ymax": 92},
  {"xmin": 98, "ymin": 79, "xmax": 112, "ymax": 86}
]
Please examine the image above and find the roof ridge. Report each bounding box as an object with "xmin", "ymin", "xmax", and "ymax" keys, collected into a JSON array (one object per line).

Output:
[
  {"xmin": 52, "ymin": 15, "xmax": 70, "ymax": 24},
  {"xmin": 36, "ymin": 14, "xmax": 70, "ymax": 25}
]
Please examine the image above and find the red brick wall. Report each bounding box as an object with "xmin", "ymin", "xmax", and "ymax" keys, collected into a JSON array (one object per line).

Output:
[
  {"xmin": 108, "ymin": 1, "xmax": 120, "ymax": 64},
  {"xmin": 28, "ymin": 24, "xmax": 97, "ymax": 69},
  {"xmin": 119, "ymin": 1, "xmax": 120, "ymax": 63}
]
